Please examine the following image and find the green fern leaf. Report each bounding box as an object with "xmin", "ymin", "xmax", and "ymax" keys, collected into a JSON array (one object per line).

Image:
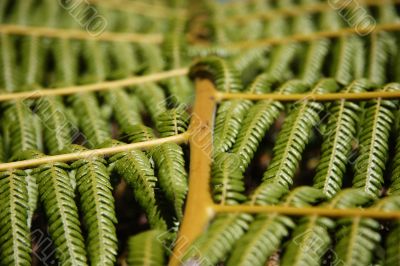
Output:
[
  {"xmin": 165, "ymin": 76, "xmax": 194, "ymax": 106},
  {"xmin": 3, "ymin": 101, "xmax": 38, "ymax": 158},
  {"xmin": 20, "ymin": 36, "xmax": 46, "ymax": 89},
  {"xmin": 69, "ymin": 93, "xmax": 111, "ymax": 148},
  {"xmin": 127, "ymin": 124, "xmax": 156, "ymax": 143},
  {"xmin": 105, "ymin": 90, "xmax": 143, "ymax": 134},
  {"xmin": 110, "ymin": 149, "xmax": 167, "ymax": 230},
  {"xmin": 150, "ymin": 143, "xmax": 188, "ymax": 220},
  {"xmin": 71, "ymin": 146, "xmax": 118, "ymax": 265},
  {"xmin": 190, "ymin": 56, "xmax": 243, "ymax": 92},
  {"xmin": 227, "ymin": 214, "xmax": 293, "ymax": 266},
  {"xmin": 182, "ymin": 213, "xmax": 253, "ymax": 266},
  {"xmin": 139, "ymin": 44, "xmax": 165, "ymax": 74},
  {"xmin": 353, "ymin": 84, "xmax": 399, "ymax": 197},
  {"xmin": 34, "ymin": 96, "xmax": 72, "ymax": 154},
  {"xmin": 334, "ymin": 217, "xmax": 381, "ymax": 266},
  {"xmin": 211, "ymin": 153, "xmax": 246, "ymax": 205},
  {"xmin": 263, "ymin": 79, "xmax": 338, "ymax": 188},
  {"xmin": 34, "ymin": 161, "xmax": 87, "ymax": 265},
  {"xmin": 313, "ymin": 80, "xmax": 368, "ymax": 198},
  {"xmin": 231, "ymin": 80, "xmax": 308, "ymax": 172},
  {"xmin": 227, "ymin": 187, "xmax": 324, "ymax": 266},
  {"xmin": 300, "ymin": 39, "xmax": 330, "ymax": 85},
  {"xmin": 366, "ymin": 32, "xmax": 395, "ymax": 85},
  {"xmin": 52, "ymin": 39, "xmax": 79, "ymax": 86},
  {"xmin": 25, "ymin": 170, "xmax": 38, "ymax": 228},
  {"xmin": 280, "ymin": 216, "xmax": 334, "ymax": 266},
  {"xmin": 213, "ymin": 100, "xmax": 252, "ymax": 154},
  {"xmin": 0, "ymin": 34, "xmax": 19, "ymax": 92},
  {"xmin": 330, "ymin": 36, "xmax": 364, "ymax": 85},
  {"xmin": 126, "ymin": 230, "xmax": 166, "ymax": 266},
  {"xmin": 0, "ymin": 170, "xmax": 31, "ymax": 265},
  {"xmin": 136, "ymin": 83, "xmax": 167, "ymax": 123},
  {"xmin": 155, "ymin": 107, "xmax": 190, "ymax": 137}
]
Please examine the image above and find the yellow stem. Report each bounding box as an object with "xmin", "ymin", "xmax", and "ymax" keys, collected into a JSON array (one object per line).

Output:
[{"xmin": 0, "ymin": 24, "xmax": 164, "ymax": 43}]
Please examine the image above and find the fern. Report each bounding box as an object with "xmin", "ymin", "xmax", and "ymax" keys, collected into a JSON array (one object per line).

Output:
[
  {"xmin": 136, "ymin": 83, "xmax": 167, "ymax": 123},
  {"xmin": 25, "ymin": 170, "xmax": 38, "ymax": 228},
  {"xmin": 69, "ymin": 93, "xmax": 111, "ymax": 148},
  {"xmin": 105, "ymin": 90, "xmax": 143, "ymax": 134},
  {"xmin": 110, "ymin": 147, "xmax": 167, "ymax": 230},
  {"xmin": 353, "ymin": 84, "xmax": 399, "ymax": 198},
  {"xmin": 182, "ymin": 213, "xmax": 253, "ymax": 266},
  {"xmin": 263, "ymin": 79, "xmax": 338, "ymax": 188},
  {"xmin": 231, "ymin": 80, "xmax": 307, "ymax": 172},
  {"xmin": 126, "ymin": 123, "xmax": 188, "ymax": 221},
  {"xmin": 71, "ymin": 145, "xmax": 118, "ymax": 265},
  {"xmin": 299, "ymin": 39, "xmax": 330, "ymax": 85},
  {"xmin": 150, "ymin": 143, "xmax": 188, "ymax": 220},
  {"xmin": 213, "ymin": 100, "xmax": 252, "ymax": 154},
  {"xmin": 3, "ymin": 101, "xmax": 38, "ymax": 158},
  {"xmin": 34, "ymin": 96, "xmax": 72, "ymax": 154},
  {"xmin": 313, "ymin": 79, "xmax": 368, "ymax": 198},
  {"xmin": 190, "ymin": 56, "xmax": 243, "ymax": 92},
  {"xmin": 227, "ymin": 187, "xmax": 324, "ymax": 266},
  {"xmin": 155, "ymin": 107, "xmax": 190, "ymax": 137},
  {"xmin": 366, "ymin": 32, "xmax": 396, "ymax": 85},
  {"xmin": 127, "ymin": 230, "xmax": 166, "ymax": 266},
  {"xmin": 33, "ymin": 160, "xmax": 87, "ymax": 265},
  {"xmin": 0, "ymin": 34, "xmax": 19, "ymax": 92},
  {"xmin": 0, "ymin": 170, "xmax": 31, "ymax": 265},
  {"xmin": 211, "ymin": 152, "xmax": 246, "ymax": 205}
]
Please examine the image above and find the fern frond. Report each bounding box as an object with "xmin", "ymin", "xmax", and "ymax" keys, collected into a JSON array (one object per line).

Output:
[
  {"xmin": 232, "ymin": 47, "xmax": 268, "ymax": 74},
  {"xmin": 34, "ymin": 160, "xmax": 87, "ymax": 265},
  {"xmin": 136, "ymin": 83, "xmax": 167, "ymax": 122},
  {"xmin": 333, "ymin": 217, "xmax": 381, "ymax": 266},
  {"xmin": 264, "ymin": 43, "xmax": 299, "ymax": 80},
  {"xmin": 139, "ymin": 44, "xmax": 165, "ymax": 74},
  {"xmin": 366, "ymin": 32, "xmax": 395, "ymax": 85},
  {"xmin": 52, "ymin": 39, "xmax": 79, "ymax": 86},
  {"xmin": 353, "ymin": 85, "xmax": 399, "ymax": 198},
  {"xmin": 20, "ymin": 36, "xmax": 46, "ymax": 88},
  {"xmin": 107, "ymin": 42, "xmax": 138, "ymax": 79},
  {"xmin": 384, "ymin": 220, "xmax": 400, "ymax": 266},
  {"xmin": 81, "ymin": 40, "xmax": 108, "ymax": 82},
  {"xmin": 263, "ymin": 79, "xmax": 338, "ymax": 188},
  {"xmin": 155, "ymin": 107, "xmax": 190, "ymax": 137},
  {"xmin": 110, "ymin": 149, "xmax": 167, "ymax": 230},
  {"xmin": 330, "ymin": 36, "xmax": 363, "ymax": 85},
  {"xmin": 25, "ymin": 170, "xmax": 38, "ymax": 228},
  {"xmin": 231, "ymin": 80, "xmax": 308, "ymax": 172},
  {"xmin": 126, "ymin": 230, "xmax": 166, "ymax": 266},
  {"xmin": 34, "ymin": 96, "xmax": 72, "ymax": 154},
  {"xmin": 127, "ymin": 124, "xmax": 156, "ymax": 143},
  {"xmin": 280, "ymin": 216, "xmax": 334, "ymax": 266},
  {"xmin": 211, "ymin": 152, "xmax": 246, "ymax": 205},
  {"xmin": 313, "ymin": 80, "xmax": 368, "ymax": 198},
  {"xmin": 71, "ymin": 146, "xmax": 118, "ymax": 266},
  {"xmin": 227, "ymin": 187, "xmax": 324, "ymax": 266},
  {"xmin": 165, "ymin": 76, "xmax": 194, "ymax": 106},
  {"xmin": 150, "ymin": 143, "xmax": 188, "ymax": 220},
  {"xmin": 0, "ymin": 34, "xmax": 19, "ymax": 91},
  {"xmin": 69, "ymin": 93, "xmax": 111, "ymax": 148},
  {"xmin": 300, "ymin": 39, "xmax": 330, "ymax": 85},
  {"xmin": 190, "ymin": 56, "xmax": 243, "ymax": 92},
  {"xmin": 0, "ymin": 170, "xmax": 31, "ymax": 265},
  {"xmin": 213, "ymin": 100, "xmax": 252, "ymax": 154},
  {"xmin": 182, "ymin": 213, "xmax": 253, "ymax": 266},
  {"xmin": 227, "ymin": 214, "xmax": 293, "ymax": 266},
  {"xmin": 105, "ymin": 90, "xmax": 143, "ymax": 134},
  {"xmin": 3, "ymin": 101, "xmax": 38, "ymax": 158}
]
